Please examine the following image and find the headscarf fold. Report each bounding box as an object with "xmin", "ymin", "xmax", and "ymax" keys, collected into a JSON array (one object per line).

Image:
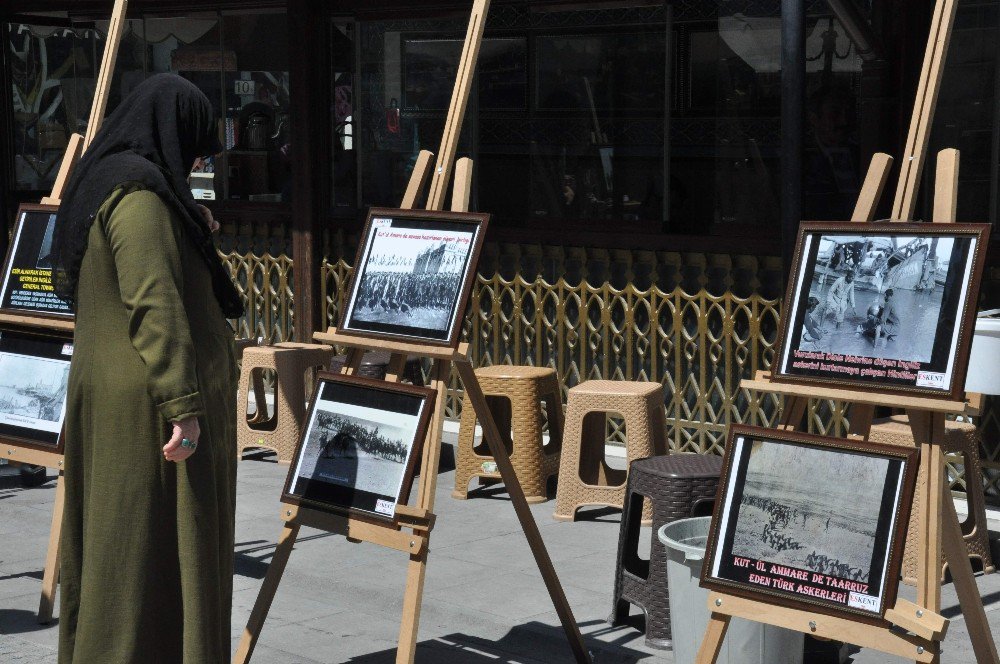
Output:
[{"xmin": 52, "ymin": 73, "xmax": 244, "ymax": 318}]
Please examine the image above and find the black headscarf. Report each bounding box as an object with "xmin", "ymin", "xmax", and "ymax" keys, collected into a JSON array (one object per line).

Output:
[{"xmin": 52, "ymin": 73, "xmax": 244, "ymax": 318}]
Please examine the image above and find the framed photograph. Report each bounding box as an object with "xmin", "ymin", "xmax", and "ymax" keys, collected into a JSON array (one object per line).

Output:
[
  {"xmin": 0, "ymin": 328, "xmax": 73, "ymax": 453},
  {"xmin": 772, "ymin": 222, "xmax": 990, "ymax": 399},
  {"xmin": 339, "ymin": 208, "xmax": 488, "ymax": 347},
  {"xmin": 282, "ymin": 372, "xmax": 436, "ymax": 522},
  {"xmin": 702, "ymin": 425, "xmax": 918, "ymax": 623},
  {"xmin": 0, "ymin": 204, "xmax": 74, "ymax": 319}
]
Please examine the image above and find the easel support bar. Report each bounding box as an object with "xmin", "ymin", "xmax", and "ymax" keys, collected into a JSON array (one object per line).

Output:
[
  {"xmin": 885, "ymin": 599, "xmax": 949, "ymax": 642},
  {"xmin": 280, "ymin": 504, "xmax": 429, "ymax": 555},
  {"xmin": 313, "ymin": 329, "xmax": 469, "ymax": 363},
  {"xmin": 704, "ymin": 593, "xmax": 937, "ymax": 663}
]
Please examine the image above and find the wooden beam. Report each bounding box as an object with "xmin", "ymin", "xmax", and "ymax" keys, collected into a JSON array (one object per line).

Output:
[
  {"xmin": 885, "ymin": 599, "xmax": 949, "ymax": 643},
  {"xmin": 40, "ymin": 133, "xmax": 84, "ymax": 205},
  {"xmin": 83, "ymin": 0, "xmax": 129, "ymax": 150},
  {"xmin": 401, "ymin": 150, "xmax": 434, "ymax": 210},
  {"xmin": 455, "ymin": 359, "xmax": 592, "ymax": 663},
  {"xmin": 705, "ymin": 592, "xmax": 937, "ymax": 662},
  {"xmin": 851, "ymin": 153, "xmax": 894, "ymax": 222},
  {"xmin": 288, "ymin": 0, "xmax": 330, "ymax": 342},
  {"xmin": 891, "ymin": 0, "xmax": 959, "ymax": 221},
  {"xmin": 746, "ymin": 375, "xmax": 966, "ymax": 414},
  {"xmin": 425, "ymin": 0, "xmax": 490, "ymax": 210},
  {"xmin": 933, "ymin": 148, "xmax": 959, "ymax": 223},
  {"xmin": 314, "ymin": 328, "xmax": 470, "ymax": 362}
]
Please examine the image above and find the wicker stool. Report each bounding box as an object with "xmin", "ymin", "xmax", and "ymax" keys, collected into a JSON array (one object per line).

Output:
[
  {"xmin": 609, "ymin": 454, "xmax": 723, "ymax": 649},
  {"xmin": 452, "ymin": 365, "xmax": 563, "ymax": 503},
  {"xmin": 553, "ymin": 380, "xmax": 668, "ymax": 522},
  {"xmin": 869, "ymin": 414, "xmax": 995, "ymax": 584},
  {"xmin": 236, "ymin": 342, "xmax": 334, "ymax": 463}
]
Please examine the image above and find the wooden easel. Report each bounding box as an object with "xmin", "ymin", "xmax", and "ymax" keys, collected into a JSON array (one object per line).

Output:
[
  {"xmin": 1, "ymin": 0, "xmax": 129, "ymax": 623},
  {"xmin": 233, "ymin": 2, "xmax": 591, "ymax": 663},
  {"xmin": 696, "ymin": 0, "xmax": 999, "ymax": 660}
]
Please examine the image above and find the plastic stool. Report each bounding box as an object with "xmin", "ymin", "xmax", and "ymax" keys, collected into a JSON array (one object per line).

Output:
[
  {"xmin": 236, "ymin": 342, "xmax": 334, "ymax": 463},
  {"xmin": 453, "ymin": 365, "xmax": 562, "ymax": 503},
  {"xmin": 609, "ymin": 454, "xmax": 723, "ymax": 649},
  {"xmin": 869, "ymin": 414, "xmax": 995, "ymax": 584},
  {"xmin": 553, "ymin": 380, "xmax": 668, "ymax": 522}
]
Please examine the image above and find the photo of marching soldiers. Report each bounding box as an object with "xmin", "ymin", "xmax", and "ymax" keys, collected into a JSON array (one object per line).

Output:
[
  {"xmin": 731, "ymin": 440, "xmax": 891, "ymax": 586},
  {"xmin": 349, "ymin": 226, "xmax": 475, "ymax": 333},
  {"xmin": 797, "ymin": 234, "xmax": 953, "ymax": 363},
  {"xmin": 290, "ymin": 397, "xmax": 422, "ymax": 512}
]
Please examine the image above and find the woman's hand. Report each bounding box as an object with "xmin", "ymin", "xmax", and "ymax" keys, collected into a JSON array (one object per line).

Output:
[
  {"xmin": 195, "ymin": 204, "xmax": 220, "ymax": 233},
  {"xmin": 163, "ymin": 416, "xmax": 201, "ymax": 462}
]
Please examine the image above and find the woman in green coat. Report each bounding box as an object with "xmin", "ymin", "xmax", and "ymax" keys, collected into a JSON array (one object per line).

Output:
[{"xmin": 51, "ymin": 74, "xmax": 245, "ymax": 663}]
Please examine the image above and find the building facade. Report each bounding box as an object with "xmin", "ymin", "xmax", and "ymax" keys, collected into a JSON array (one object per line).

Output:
[{"xmin": 3, "ymin": 0, "xmax": 1000, "ymax": 494}]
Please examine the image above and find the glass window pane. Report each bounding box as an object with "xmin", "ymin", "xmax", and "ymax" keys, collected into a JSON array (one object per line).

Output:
[
  {"xmin": 6, "ymin": 23, "xmax": 95, "ymax": 191},
  {"xmin": 221, "ymin": 12, "xmax": 291, "ymax": 202}
]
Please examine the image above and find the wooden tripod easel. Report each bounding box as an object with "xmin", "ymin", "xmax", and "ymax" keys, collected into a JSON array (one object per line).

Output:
[
  {"xmin": 0, "ymin": 0, "xmax": 129, "ymax": 624},
  {"xmin": 696, "ymin": 0, "xmax": 999, "ymax": 661},
  {"xmin": 233, "ymin": 2, "xmax": 591, "ymax": 663}
]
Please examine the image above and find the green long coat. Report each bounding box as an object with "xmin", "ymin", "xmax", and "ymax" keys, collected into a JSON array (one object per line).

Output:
[{"xmin": 59, "ymin": 186, "xmax": 238, "ymax": 663}]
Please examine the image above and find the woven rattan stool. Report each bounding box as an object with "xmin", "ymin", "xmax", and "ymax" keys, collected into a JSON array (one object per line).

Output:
[
  {"xmin": 609, "ymin": 454, "xmax": 723, "ymax": 649},
  {"xmin": 236, "ymin": 342, "xmax": 334, "ymax": 463},
  {"xmin": 869, "ymin": 414, "xmax": 995, "ymax": 584},
  {"xmin": 452, "ymin": 365, "xmax": 563, "ymax": 503},
  {"xmin": 553, "ymin": 380, "xmax": 668, "ymax": 522}
]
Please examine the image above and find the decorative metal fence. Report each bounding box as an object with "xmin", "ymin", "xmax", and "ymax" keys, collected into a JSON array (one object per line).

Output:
[{"xmin": 220, "ymin": 249, "xmax": 999, "ymax": 498}]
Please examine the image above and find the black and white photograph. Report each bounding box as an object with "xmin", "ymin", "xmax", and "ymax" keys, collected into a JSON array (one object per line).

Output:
[
  {"xmin": 283, "ymin": 374, "xmax": 435, "ymax": 520},
  {"xmin": 703, "ymin": 426, "xmax": 917, "ymax": 620},
  {"xmin": 0, "ymin": 329, "xmax": 73, "ymax": 451},
  {"xmin": 773, "ymin": 222, "xmax": 990, "ymax": 398},
  {"xmin": 0, "ymin": 203, "xmax": 73, "ymax": 318},
  {"xmin": 340, "ymin": 208, "xmax": 488, "ymax": 346}
]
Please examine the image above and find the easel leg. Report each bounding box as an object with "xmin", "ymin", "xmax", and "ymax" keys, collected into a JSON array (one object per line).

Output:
[
  {"xmin": 941, "ymin": 479, "xmax": 1000, "ymax": 663},
  {"xmin": 396, "ymin": 552, "xmax": 429, "ymax": 664},
  {"xmin": 695, "ymin": 613, "xmax": 731, "ymax": 664},
  {"xmin": 455, "ymin": 361, "xmax": 592, "ymax": 663},
  {"xmin": 914, "ymin": 415, "xmax": 945, "ymax": 615},
  {"xmin": 37, "ymin": 471, "xmax": 64, "ymax": 623},
  {"xmin": 234, "ymin": 522, "xmax": 301, "ymax": 664}
]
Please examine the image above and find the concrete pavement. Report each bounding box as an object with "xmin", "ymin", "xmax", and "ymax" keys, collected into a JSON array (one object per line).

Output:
[{"xmin": 2, "ymin": 441, "xmax": 1000, "ymax": 663}]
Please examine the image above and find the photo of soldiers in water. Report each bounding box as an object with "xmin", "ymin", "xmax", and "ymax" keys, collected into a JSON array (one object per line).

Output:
[
  {"xmin": 799, "ymin": 234, "xmax": 953, "ymax": 364},
  {"xmin": 346, "ymin": 223, "xmax": 476, "ymax": 334}
]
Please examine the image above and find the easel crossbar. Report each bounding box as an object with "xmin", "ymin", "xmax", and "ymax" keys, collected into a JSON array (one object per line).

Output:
[
  {"xmin": 280, "ymin": 504, "xmax": 429, "ymax": 555},
  {"xmin": 704, "ymin": 593, "xmax": 937, "ymax": 663}
]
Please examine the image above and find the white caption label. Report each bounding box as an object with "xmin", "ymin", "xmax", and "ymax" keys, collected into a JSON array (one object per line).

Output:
[
  {"xmin": 371, "ymin": 217, "xmax": 392, "ymax": 227},
  {"xmin": 916, "ymin": 371, "xmax": 945, "ymax": 389},
  {"xmin": 848, "ymin": 592, "xmax": 879, "ymax": 612},
  {"xmin": 61, "ymin": 343, "xmax": 74, "ymax": 356},
  {"xmin": 374, "ymin": 499, "xmax": 395, "ymax": 515}
]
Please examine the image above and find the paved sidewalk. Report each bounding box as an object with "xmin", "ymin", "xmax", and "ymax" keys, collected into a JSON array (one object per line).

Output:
[{"xmin": 2, "ymin": 445, "xmax": 1000, "ymax": 663}]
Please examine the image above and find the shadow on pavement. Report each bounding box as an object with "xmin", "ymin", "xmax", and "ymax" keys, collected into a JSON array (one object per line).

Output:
[
  {"xmin": 0, "ymin": 609, "xmax": 58, "ymax": 634},
  {"xmin": 346, "ymin": 621, "xmax": 657, "ymax": 663}
]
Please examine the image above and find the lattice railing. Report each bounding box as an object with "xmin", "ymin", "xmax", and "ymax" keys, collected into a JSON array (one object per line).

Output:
[{"xmin": 216, "ymin": 249, "xmax": 996, "ymax": 498}]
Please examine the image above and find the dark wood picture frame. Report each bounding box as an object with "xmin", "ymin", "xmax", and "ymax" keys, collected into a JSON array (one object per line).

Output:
[
  {"xmin": 0, "ymin": 203, "xmax": 73, "ymax": 321},
  {"xmin": 771, "ymin": 221, "xmax": 990, "ymax": 400},
  {"xmin": 0, "ymin": 326, "xmax": 73, "ymax": 455},
  {"xmin": 337, "ymin": 207, "xmax": 488, "ymax": 348},
  {"xmin": 281, "ymin": 371, "xmax": 436, "ymax": 523},
  {"xmin": 701, "ymin": 425, "xmax": 919, "ymax": 625}
]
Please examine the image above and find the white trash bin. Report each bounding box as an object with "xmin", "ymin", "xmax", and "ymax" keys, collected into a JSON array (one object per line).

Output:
[{"xmin": 658, "ymin": 517, "xmax": 803, "ymax": 664}]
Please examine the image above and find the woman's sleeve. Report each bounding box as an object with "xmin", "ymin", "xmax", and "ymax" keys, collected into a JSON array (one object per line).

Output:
[{"xmin": 103, "ymin": 190, "xmax": 204, "ymax": 422}]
